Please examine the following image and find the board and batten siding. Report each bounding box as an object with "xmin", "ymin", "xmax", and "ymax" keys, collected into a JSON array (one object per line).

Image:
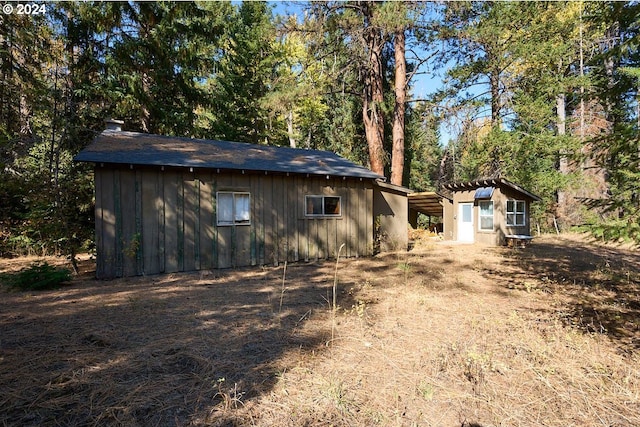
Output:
[{"xmin": 94, "ymin": 165, "xmax": 374, "ymax": 278}]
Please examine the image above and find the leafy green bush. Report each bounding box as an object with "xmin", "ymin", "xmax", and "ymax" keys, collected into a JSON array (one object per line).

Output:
[{"xmin": 0, "ymin": 262, "xmax": 72, "ymax": 291}]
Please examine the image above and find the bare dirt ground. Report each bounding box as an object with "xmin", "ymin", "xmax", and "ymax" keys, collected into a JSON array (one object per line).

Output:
[{"xmin": 1, "ymin": 233, "xmax": 639, "ymax": 426}]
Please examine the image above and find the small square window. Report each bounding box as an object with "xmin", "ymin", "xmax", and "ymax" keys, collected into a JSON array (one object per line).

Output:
[
  {"xmin": 217, "ymin": 192, "xmax": 250, "ymax": 226},
  {"xmin": 506, "ymin": 200, "xmax": 526, "ymax": 226},
  {"xmin": 305, "ymin": 195, "xmax": 341, "ymax": 217}
]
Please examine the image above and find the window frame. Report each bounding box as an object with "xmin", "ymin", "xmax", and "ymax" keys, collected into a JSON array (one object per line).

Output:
[
  {"xmin": 478, "ymin": 200, "xmax": 494, "ymax": 231},
  {"xmin": 304, "ymin": 195, "xmax": 342, "ymax": 218},
  {"xmin": 216, "ymin": 191, "xmax": 251, "ymax": 226},
  {"xmin": 506, "ymin": 199, "xmax": 526, "ymax": 226}
]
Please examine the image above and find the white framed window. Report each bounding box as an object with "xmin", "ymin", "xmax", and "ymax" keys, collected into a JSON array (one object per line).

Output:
[
  {"xmin": 305, "ymin": 195, "xmax": 341, "ymax": 217},
  {"xmin": 217, "ymin": 192, "xmax": 250, "ymax": 226},
  {"xmin": 506, "ymin": 200, "xmax": 526, "ymax": 226},
  {"xmin": 478, "ymin": 200, "xmax": 494, "ymax": 231}
]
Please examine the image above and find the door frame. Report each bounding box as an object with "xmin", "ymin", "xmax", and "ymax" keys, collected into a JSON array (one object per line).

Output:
[{"xmin": 458, "ymin": 202, "xmax": 474, "ymax": 242}]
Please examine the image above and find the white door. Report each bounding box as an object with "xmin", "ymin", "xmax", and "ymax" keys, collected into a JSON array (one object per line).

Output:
[{"xmin": 458, "ymin": 203, "xmax": 474, "ymax": 242}]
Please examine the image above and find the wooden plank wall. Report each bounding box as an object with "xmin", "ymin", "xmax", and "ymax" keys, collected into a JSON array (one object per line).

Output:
[{"xmin": 94, "ymin": 166, "xmax": 375, "ymax": 278}]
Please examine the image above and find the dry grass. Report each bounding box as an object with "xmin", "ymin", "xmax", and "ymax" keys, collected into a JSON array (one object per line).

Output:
[{"xmin": 1, "ymin": 234, "xmax": 639, "ymax": 426}]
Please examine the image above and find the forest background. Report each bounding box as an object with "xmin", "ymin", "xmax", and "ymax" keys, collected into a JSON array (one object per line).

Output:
[{"xmin": 0, "ymin": 1, "xmax": 638, "ymax": 261}]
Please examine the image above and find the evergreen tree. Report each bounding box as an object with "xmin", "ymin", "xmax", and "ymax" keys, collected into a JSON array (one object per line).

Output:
[
  {"xmin": 0, "ymin": 12, "xmax": 52, "ymax": 254},
  {"xmin": 300, "ymin": 1, "xmax": 390, "ymax": 174},
  {"xmin": 208, "ymin": 1, "xmax": 280, "ymax": 144},
  {"xmin": 405, "ymin": 102, "xmax": 442, "ymax": 192},
  {"xmin": 106, "ymin": 1, "xmax": 230, "ymax": 137},
  {"xmin": 585, "ymin": 2, "xmax": 640, "ymax": 243}
]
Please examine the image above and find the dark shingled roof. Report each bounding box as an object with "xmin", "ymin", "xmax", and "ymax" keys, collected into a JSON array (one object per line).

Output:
[{"xmin": 75, "ymin": 130, "xmax": 383, "ymax": 180}]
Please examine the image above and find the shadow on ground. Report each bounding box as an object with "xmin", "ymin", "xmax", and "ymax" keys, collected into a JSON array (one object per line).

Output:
[
  {"xmin": 0, "ymin": 261, "xmax": 359, "ymax": 426},
  {"xmin": 497, "ymin": 237, "xmax": 640, "ymax": 352}
]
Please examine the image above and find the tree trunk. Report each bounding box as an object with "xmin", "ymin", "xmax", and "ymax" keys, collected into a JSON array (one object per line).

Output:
[
  {"xmin": 361, "ymin": 2, "xmax": 385, "ymax": 176},
  {"xmin": 556, "ymin": 91, "xmax": 568, "ymax": 227},
  {"xmin": 490, "ymin": 68, "xmax": 500, "ymax": 126},
  {"xmin": 486, "ymin": 40, "xmax": 501, "ymax": 128},
  {"xmin": 141, "ymin": 71, "xmax": 151, "ymax": 133},
  {"xmin": 556, "ymin": 92, "xmax": 567, "ymax": 173},
  {"xmin": 286, "ymin": 109, "xmax": 296, "ymax": 148},
  {"xmin": 579, "ymin": 7, "xmax": 586, "ymax": 142},
  {"xmin": 390, "ymin": 29, "xmax": 406, "ymax": 186},
  {"xmin": 487, "ymin": 49, "xmax": 502, "ymax": 177}
]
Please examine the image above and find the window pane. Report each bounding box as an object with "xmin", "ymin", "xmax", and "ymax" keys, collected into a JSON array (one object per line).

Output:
[
  {"xmin": 480, "ymin": 216, "xmax": 494, "ymax": 230},
  {"xmin": 479, "ymin": 201, "xmax": 493, "ymax": 230},
  {"xmin": 306, "ymin": 196, "xmax": 323, "ymax": 215},
  {"xmin": 507, "ymin": 200, "xmax": 515, "ymax": 213},
  {"xmin": 217, "ymin": 193, "xmax": 234, "ymax": 224},
  {"xmin": 507, "ymin": 213, "xmax": 515, "ymax": 226},
  {"xmin": 234, "ymin": 193, "xmax": 250, "ymax": 222},
  {"xmin": 516, "ymin": 201, "xmax": 526, "ymax": 214},
  {"xmin": 324, "ymin": 197, "xmax": 341, "ymax": 215},
  {"xmin": 480, "ymin": 201, "xmax": 493, "ymax": 215},
  {"xmin": 516, "ymin": 213, "xmax": 525, "ymax": 225},
  {"xmin": 462, "ymin": 204, "xmax": 472, "ymax": 222}
]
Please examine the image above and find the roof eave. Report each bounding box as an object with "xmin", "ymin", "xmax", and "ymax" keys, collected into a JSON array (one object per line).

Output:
[
  {"xmin": 375, "ymin": 179, "xmax": 413, "ymax": 194},
  {"xmin": 78, "ymin": 159, "xmax": 383, "ymax": 181},
  {"xmin": 443, "ymin": 177, "xmax": 541, "ymax": 202}
]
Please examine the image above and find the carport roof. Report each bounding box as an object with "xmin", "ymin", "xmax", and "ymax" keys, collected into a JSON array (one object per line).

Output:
[{"xmin": 408, "ymin": 191, "xmax": 445, "ymax": 217}]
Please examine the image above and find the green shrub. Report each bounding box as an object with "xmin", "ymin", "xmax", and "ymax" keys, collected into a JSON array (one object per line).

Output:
[{"xmin": 0, "ymin": 262, "xmax": 72, "ymax": 291}]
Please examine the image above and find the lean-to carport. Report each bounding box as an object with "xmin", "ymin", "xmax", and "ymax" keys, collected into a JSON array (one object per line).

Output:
[{"xmin": 407, "ymin": 192, "xmax": 446, "ymax": 228}]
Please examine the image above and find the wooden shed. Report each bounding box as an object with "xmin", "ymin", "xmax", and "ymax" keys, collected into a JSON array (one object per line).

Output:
[
  {"xmin": 441, "ymin": 178, "xmax": 541, "ymax": 246},
  {"xmin": 75, "ymin": 126, "xmax": 409, "ymax": 278}
]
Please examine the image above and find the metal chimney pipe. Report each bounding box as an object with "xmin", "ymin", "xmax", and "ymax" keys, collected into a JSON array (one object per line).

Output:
[{"xmin": 105, "ymin": 119, "xmax": 124, "ymax": 132}]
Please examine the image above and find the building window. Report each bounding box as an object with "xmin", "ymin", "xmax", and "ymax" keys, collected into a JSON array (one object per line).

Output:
[
  {"xmin": 506, "ymin": 200, "xmax": 526, "ymax": 226},
  {"xmin": 479, "ymin": 200, "xmax": 494, "ymax": 231},
  {"xmin": 305, "ymin": 195, "xmax": 341, "ymax": 217},
  {"xmin": 217, "ymin": 192, "xmax": 250, "ymax": 226}
]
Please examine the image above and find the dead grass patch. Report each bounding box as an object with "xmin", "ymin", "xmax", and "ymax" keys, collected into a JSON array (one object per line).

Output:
[{"xmin": 1, "ymin": 234, "xmax": 639, "ymax": 426}]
